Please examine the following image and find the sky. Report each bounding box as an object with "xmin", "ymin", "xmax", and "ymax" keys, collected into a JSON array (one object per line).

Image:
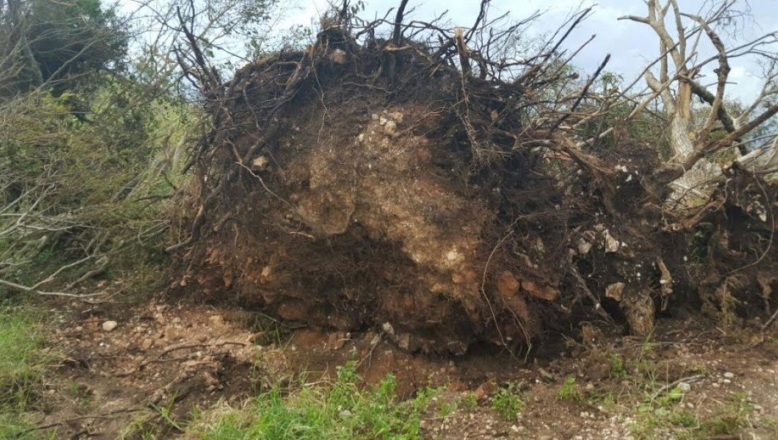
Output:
[
  {"xmin": 118, "ymin": 0, "xmax": 778, "ymax": 103},
  {"xmin": 276, "ymin": 0, "xmax": 778, "ymax": 103}
]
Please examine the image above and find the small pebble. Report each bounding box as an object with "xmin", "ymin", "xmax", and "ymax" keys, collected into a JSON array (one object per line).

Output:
[{"xmin": 102, "ymin": 321, "xmax": 118, "ymax": 332}]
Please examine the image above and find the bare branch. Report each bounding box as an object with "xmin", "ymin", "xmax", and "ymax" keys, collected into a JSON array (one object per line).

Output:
[
  {"xmin": 0, "ymin": 277, "xmax": 105, "ymax": 298},
  {"xmin": 683, "ymin": 13, "xmax": 729, "ymax": 143}
]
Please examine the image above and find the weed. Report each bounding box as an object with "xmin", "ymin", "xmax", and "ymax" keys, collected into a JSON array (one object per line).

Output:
[
  {"xmin": 411, "ymin": 386, "xmax": 440, "ymax": 413},
  {"xmin": 439, "ymin": 400, "xmax": 458, "ymax": 418},
  {"xmin": 188, "ymin": 362, "xmax": 429, "ymax": 439},
  {"xmin": 67, "ymin": 381, "xmax": 93, "ymax": 413},
  {"xmin": 762, "ymin": 416, "xmax": 778, "ymax": 436},
  {"xmin": 635, "ymin": 359, "xmax": 657, "ymax": 381},
  {"xmin": 609, "ymin": 354, "xmax": 627, "ymax": 378},
  {"xmin": 491, "ymin": 383, "xmax": 523, "ymax": 420},
  {"xmin": 460, "ymin": 392, "xmax": 479, "ymax": 411},
  {"xmin": 0, "ymin": 305, "xmax": 51, "ymax": 438},
  {"xmin": 687, "ymin": 363, "xmax": 709, "ymax": 376},
  {"xmin": 700, "ymin": 393, "xmax": 753, "ymax": 437},
  {"xmin": 588, "ymin": 388, "xmax": 619, "ymax": 412},
  {"xmin": 148, "ymin": 393, "xmax": 186, "ymax": 432},
  {"xmin": 667, "ymin": 409, "xmax": 698, "ymax": 429},
  {"xmin": 630, "ymin": 386, "xmax": 757, "ymax": 439},
  {"xmin": 639, "ymin": 329, "xmax": 658, "ymax": 356},
  {"xmin": 558, "ymin": 376, "xmax": 583, "ymax": 403}
]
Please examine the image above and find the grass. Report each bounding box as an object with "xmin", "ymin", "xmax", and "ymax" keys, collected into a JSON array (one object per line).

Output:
[
  {"xmin": 187, "ymin": 362, "xmax": 433, "ymax": 439},
  {"xmin": 609, "ymin": 353, "xmax": 627, "ymax": 378},
  {"xmin": 490, "ymin": 383, "xmax": 523, "ymax": 420},
  {"xmin": 558, "ymin": 375, "xmax": 583, "ymax": 403},
  {"xmin": 699, "ymin": 392, "xmax": 753, "ymax": 437},
  {"xmin": 628, "ymin": 376, "xmax": 756, "ymax": 440},
  {"xmin": 0, "ymin": 303, "xmax": 52, "ymax": 439}
]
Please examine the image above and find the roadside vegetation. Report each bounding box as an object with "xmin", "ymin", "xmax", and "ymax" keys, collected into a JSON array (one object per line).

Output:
[
  {"xmin": 185, "ymin": 363, "xmax": 430, "ymax": 439},
  {"xmin": 0, "ymin": 301, "xmax": 52, "ymax": 438}
]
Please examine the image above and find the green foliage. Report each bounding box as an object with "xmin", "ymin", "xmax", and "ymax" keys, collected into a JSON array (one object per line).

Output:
[
  {"xmin": 1, "ymin": 0, "xmax": 128, "ymax": 95},
  {"xmin": 700, "ymin": 393, "xmax": 753, "ymax": 437},
  {"xmin": 558, "ymin": 376, "xmax": 583, "ymax": 402},
  {"xmin": 0, "ymin": 76, "xmax": 192, "ymax": 294},
  {"xmin": 189, "ymin": 362, "xmax": 429, "ymax": 439},
  {"xmin": 609, "ymin": 354, "xmax": 627, "ymax": 378},
  {"xmin": 491, "ymin": 383, "xmax": 524, "ymax": 420},
  {"xmin": 461, "ymin": 392, "xmax": 479, "ymax": 411},
  {"xmin": 629, "ymin": 380, "xmax": 755, "ymax": 439},
  {"xmin": 0, "ymin": 304, "xmax": 52, "ymax": 438}
]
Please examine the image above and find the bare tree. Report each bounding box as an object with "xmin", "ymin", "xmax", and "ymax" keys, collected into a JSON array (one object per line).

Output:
[{"xmin": 620, "ymin": 0, "xmax": 778, "ymax": 204}]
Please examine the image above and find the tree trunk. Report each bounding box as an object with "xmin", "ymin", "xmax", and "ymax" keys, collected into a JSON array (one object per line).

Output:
[{"xmin": 666, "ymin": 81, "xmax": 722, "ymax": 205}]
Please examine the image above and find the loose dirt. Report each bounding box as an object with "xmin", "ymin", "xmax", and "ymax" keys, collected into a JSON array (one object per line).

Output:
[{"xmin": 24, "ymin": 295, "xmax": 778, "ymax": 439}]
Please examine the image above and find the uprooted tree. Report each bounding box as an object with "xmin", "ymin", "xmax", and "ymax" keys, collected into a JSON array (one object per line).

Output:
[
  {"xmin": 620, "ymin": 0, "xmax": 778, "ymax": 206},
  {"xmin": 169, "ymin": 0, "xmax": 778, "ymax": 355}
]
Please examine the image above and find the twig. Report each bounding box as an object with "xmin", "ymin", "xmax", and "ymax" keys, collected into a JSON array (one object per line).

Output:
[
  {"xmin": 13, "ymin": 407, "xmax": 143, "ymax": 437},
  {"xmin": 650, "ymin": 374, "xmax": 707, "ymax": 401},
  {"xmin": 0, "ymin": 278, "xmax": 105, "ymax": 298},
  {"xmin": 763, "ymin": 308, "xmax": 778, "ymax": 331}
]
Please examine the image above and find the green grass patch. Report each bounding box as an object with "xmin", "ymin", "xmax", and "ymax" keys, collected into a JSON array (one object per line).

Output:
[
  {"xmin": 188, "ymin": 362, "xmax": 431, "ymax": 439},
  {"xmin": 558, "ymin": 375, "xmax": 584, "ymax": 403},
  {"xmin": 491, "ymin": 383, "xmax": 524, "ymax": 420},
  {"xmin": 609, "ymin": 354, "xmax": 628, "ymax": 378},
  {"xmin": 629, "ymin": 386, "xmax": 756, "ymax": 439},
  {"xmin": 699, "ymin": 392, "xmax": 753, "ymax": 437},
  {"xmin": 0, "ymin": 304, "xmax": 52, "ymax": 438}
]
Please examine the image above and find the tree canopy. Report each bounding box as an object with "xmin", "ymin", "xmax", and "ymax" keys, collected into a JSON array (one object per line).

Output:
[{"xmin": 0, "ymin": 0, "xmax": 127, "ymax": 95}]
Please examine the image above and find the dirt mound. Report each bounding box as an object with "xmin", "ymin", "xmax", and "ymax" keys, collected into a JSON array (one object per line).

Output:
[{"xmin": 169, "ymin": 9, "xmax": 778, "ymax": 354}]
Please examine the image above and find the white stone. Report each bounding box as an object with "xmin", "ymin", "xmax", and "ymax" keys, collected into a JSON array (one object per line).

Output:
[
  {"xmin": 251, "ymin": 156, "xmax": 269, "ymax": 171},
  {"xmin": 578, "ymin": 238, "xmax": 592, "ymax": 255},
  {"xmin": 604, "ymin": 230, "xmax": 620, "ymax": 253},
  {"xmin": 383, "ymin": 120, "xmax": 397, "ymax": 135},
  {"xmin": 102, "ymin": 321, "xmax": 118, "ymax": 332}
]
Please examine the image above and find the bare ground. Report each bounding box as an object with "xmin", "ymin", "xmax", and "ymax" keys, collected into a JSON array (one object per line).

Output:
[{"xmin": 24, "ymin": 294, "xmax": 778, "ymax": 439}]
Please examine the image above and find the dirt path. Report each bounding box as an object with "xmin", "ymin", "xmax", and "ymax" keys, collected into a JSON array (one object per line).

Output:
[{"xmin": 27, "ymin": 297, "xmax": 778, "ymax": 439}]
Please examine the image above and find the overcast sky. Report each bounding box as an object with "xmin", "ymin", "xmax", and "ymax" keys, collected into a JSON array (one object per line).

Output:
[
  {"xmin": 119, "ymin": 0, "xmax": 778, "ymax": 102},
  {"xmin": 276, "ymin": 0, "xmax": 778, "ymax": 102}
]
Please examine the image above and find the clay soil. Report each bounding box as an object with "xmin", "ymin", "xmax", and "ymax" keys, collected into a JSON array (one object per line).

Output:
[{"xmin": 23, "ymin": 293, "xmax": 778, "ymax": 439}]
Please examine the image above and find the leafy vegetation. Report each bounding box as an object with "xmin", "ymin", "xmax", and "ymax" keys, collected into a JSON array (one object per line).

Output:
[
  {"xmin": 0, "ymin": 303, "xmax": 52, "ymax": 438},
  {"xmin": 0, "ymin": 0, "xmax": 127, "ymax": 95},
  {"xmin": 557, "ymin": 376, "xmax": 583, "ymax": 403},
  {"xmin": 490, "ymin": 383, "xmax": 524, "ymax": 420},
  {"xmin": 187, "ymin": 362, "xmax": 430, "ymax": 439}
]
